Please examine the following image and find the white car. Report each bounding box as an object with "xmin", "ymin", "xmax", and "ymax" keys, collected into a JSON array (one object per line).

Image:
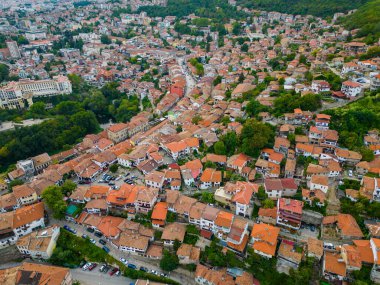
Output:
[
  {"xmin": 119, "ymin": 258, "xmax": 128, "ymax": 265},
  {"xmin": 89, "ymin": 239, "xmax": 96, "ymax": 244},
  {"xmin": 82, "ymin": 263, "xmax": 91, "ymax": 271},
  {"xmin": 348, "ymin": 170, "xmax": 353, "ymax": 177}
]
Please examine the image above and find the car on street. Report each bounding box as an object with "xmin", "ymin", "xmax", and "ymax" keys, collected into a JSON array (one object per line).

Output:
[
  {"xmin": 127, "ymin": 263, "xmax": 137, "ymax": 270},
  {"xmin": 160, "ymin": 273, "xmax": 168, "ymax": 278},
  {"xmin": 119, "ymin": 258, "xmax": 127, "ymax": 265},
  {"xmin": 94, "ymin": 231, "xmax": 103, "ymax": 238},
  {"xmin": 82, "ymin": 263, "xmax": 91, "ymax": 271},
  {"xmin": 102, "ymin": 246, "xmax": 110, "ymax": 253},
  {"xmin": 99, "ymin": 239, "xmax": 106, "ymax": 245},
  {"xmin": 109, "ymin": 267, "xmax": 119, "ymax": 276},
  {"xmin": 139, "ymin": 266, "xmax": 148, "ymax": 272},
  {"xmin": 88, "ymin": 263, "xmax": 97, "ymax": 271},
  {"xmin": 89, "ymin": 238, "xmax": 96, "ymax": 244},
  {"xmin": 81, "ymin": 234, "xmax": 88, "ymax": 239},
  {"xmin": 150, "ymin": 269, "xmax": 158, "ymax": 275},
  {"xmin": 87, "ymin": 227, "xmax": 95, "ymax": 233},
  {"xmin": 63, "ymin": 225, "xmax": 76, "ymax": 234},
  {"xmin": 348, "ymin": 170, "xmax": 353, "ymax": 177}
]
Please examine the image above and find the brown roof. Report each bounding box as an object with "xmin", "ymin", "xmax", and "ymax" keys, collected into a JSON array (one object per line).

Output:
[
  {"xmin": 12, "ymin": 184, "xmax": 35, "ymax": 199},
  {"xmin": 161, "ymin": 223, "xmax": 186, "ymax": 242},
  {"xmin": 324, "ymin": 252, "xmax": 346, "ymax": 277},
  {"xmin": 323, "ymin": 214, "xmax": 363, "ymax": 238},
  {"xmin": 307, "ymin": 237, "xmax": 323, "ymax": 258},
  {"xmin": 13, "ymin": 202, "xmax": 44, "ymax": 229},
  {"xmin": 176, "ymin": 244, "xmax": 201, "ymax": 262},
  {"xmin": 173, "ymin": 195, "xmax": 197, "ymax": 214},
  {"xmin": 200, "ymin": 168, "xmax": 222, "ymax": 183},
  {"xmin": 145, "ymin": 244, "xmax": 163, "ymax": 258},
  {"xmin": 118, "ymin": 231, "xmax": 150, "ymax": 251}
]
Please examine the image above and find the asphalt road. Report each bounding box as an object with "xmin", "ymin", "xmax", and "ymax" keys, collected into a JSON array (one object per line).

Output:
[{"xmin": 71, "ymin": 268, "xmax": 134, "ymax": 285}]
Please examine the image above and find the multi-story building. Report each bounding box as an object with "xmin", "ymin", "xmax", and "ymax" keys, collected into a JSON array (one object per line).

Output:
[
  {"xmin": 0, "ymin": 202, "xmax": 45, "ymax": 248},
  {"xmin": 6, "ymin": 41, "xmax": 21, "ymax": 58},
  {"xmin": 0, "ymin": 76, "xmax": 72, "ymax": 109},
  {"xmin": 0, "ymin": 262, "xmax": 73, "ymax": 285},
  {"xmin": 341, "ymin": 81, "xmax": 362, "ymax": 97},
  {"xmin": 276, "ymin": 198, "xmax": 303, "ymax": 230},
  {"xmin": 16, "ymin": 225, "xmax": 60, "ymax": 259},
  {"xmin": 370, "ymin": 74, "xmax": 380, "ymax": 91},
  {"xmin": 0, "ymin": 81, "xmax": 24, "ymax": 109}
]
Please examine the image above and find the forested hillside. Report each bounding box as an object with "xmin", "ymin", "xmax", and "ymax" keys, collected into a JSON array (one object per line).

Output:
[
  {"xmin": 237, "ymin": 0, "xmax": 368, "ymax": 18},
  {"xmin": 138, "ymin": 0, "xmax": 247, "ymax": 22},
  {"xmin": 339, "ymin": 0, "xmax": 380, "ymax": 43}
]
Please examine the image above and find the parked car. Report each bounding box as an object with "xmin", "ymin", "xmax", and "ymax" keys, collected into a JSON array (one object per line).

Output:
[
  {"xmin": 89, "ymin": 238, "xmax": 96, "ymax": 244},
  {"xmin": 119, "ymin": 258, "xmax": 127, "ymax": 265},
  {"xmin": 139, "ymin": 266, "xmax": 148, "ymax": 272},
  {"xmin": 99, "ymin": 239, "xmax": 107, "ymax": 245},
  {"xmin": 150, "ymin": 269, "xmax": 158, "ymax": 275},
  {"xmin": 310, "ymin": 225, "xmax": 316, "ymax": 232},
  {"xmin": 82, "ymin": 263, "xmax": 91, "ymax": 271},
  {"xmin": 63, "ymin": 225, "xmax": 76, "ymax": 234},
  {"xmin": 88, "ymin": 263, "xmax": 97, "ymax": 271},
  {"xmin": 348, "ymin": 170, "xmax": 353, "ymax": 177},
  {"xmin": 94, "ymin": 231, "xmax": 103, "ymax": 238},
  {"xmin": 160, "ymin": 273, "xmax": 168, "ymax": 278},
  {"xmin": 128, "ymin": 263, "xmax": 137, "ymax": 270},
  {"xmin": 109, "ymin": 267, "xmax": 119, "ymax": 276},
  {"xmin": 87, "ymin": 227, "xmax": 95, "ymax": 233},
  {"xmin": 102, "ymin": 246, "xmax": 110, "ymax": 253},
  {"xmin": 81, "ymin": 234, "xmax": 88, "ymax": 239},
  {"xmin": 99, "ymin": 264, "xmax": 107, "ymax": 272}
]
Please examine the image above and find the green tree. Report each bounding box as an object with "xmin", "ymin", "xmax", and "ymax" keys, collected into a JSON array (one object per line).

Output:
[
  {"xmin": 263, "ymin": 198, "xmax": 275, "ymax": 208},
  {"xmin": 257, "ymin": 186, "xmax": 268, "ymax": 201},
  {"xmin": 61, "ymin": 180, "xmax": 77, "ymax": 196},
  {"xmin": 109, "ymin": 164, "xmax": 119, "ymax": 173},
  {"xmin": 176, "ymin": 125, "xmax": 182, "ymax": 133},
  {"xmin": 42, "ymin": 185, "xmax": 67, "ymax": 219},
  {"xmin": 28, "ymin": 102, "xmax": 47, "ymax": 118},
  {"xmin": 192, "ymin": 114, "xmax": 202, "ymax": 125},
  {"xmin": 214, "ymin": 141, "xmax": 226, "ymax": 155},
  {"xmin": 359, "ymin": 147, "xmax": 375, "ymax": 162},
  {"xmin": 100, "ymin": 35, "xmax": 111, "ymax": 44},
  {"xmin": 241, "ymin": 43, "xmax": 249, "ymax": 52},
  {"xmin": 160, "ymin": 250, "xmax": 179, "ymax": 272},
  {"xmin": 220, "ymin": 131, "xmax": 238, "ymax": 156},
  {"xmin": 0, "ymin": 64, "xmax": 10, "ymax": 82},
  {"xmin": 173, "ymin": 239, "xmax": 181, "ymax": 252},
  {"xmin": 241, "ymin": 119, "xmax": 274, "ymax": 157}
]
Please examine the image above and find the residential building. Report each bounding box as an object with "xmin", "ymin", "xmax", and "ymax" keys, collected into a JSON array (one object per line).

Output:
[
  {"xmin": 250, "ymin": 223, "xmax": 280, "ymax": 258},
  {"xmin": 276, "ymin": 198, "xmax": 303, "ymax": 230},
  {"xmin": 16, "ymin": 225, "xmax": 60, "ymax": 259},
  {"xmin": 0, "ymin": 262, "xmax": 73, "ymax": 285},
  {"xmin": 161, "ymin": 223, "xmax": 186, "ymax": 246}
]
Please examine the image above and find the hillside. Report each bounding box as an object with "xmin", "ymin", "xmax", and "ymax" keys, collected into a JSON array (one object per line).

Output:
[
  {"xmin": 138, "ymin": 0, "xmax": 247, "ymax": 22},
  {"xmin": 340, "ymin": 0, "xmax": 380, "ymax": 43},
  {"xmin": 237, "ymin": 0, "xmax": 368, "ymax": 18}
]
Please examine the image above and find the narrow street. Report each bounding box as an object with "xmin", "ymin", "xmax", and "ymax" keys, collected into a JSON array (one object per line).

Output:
[
  {"xmin": 177, "ymin": 56, "xmax": 197, "ymax": 97},
  {"xmin": 71, "ymin": 268, "xmax": 134, "ymax": 285},
  {"xmin": 51, "ymin": 219, "xmax": 196, "ymax": 285}
]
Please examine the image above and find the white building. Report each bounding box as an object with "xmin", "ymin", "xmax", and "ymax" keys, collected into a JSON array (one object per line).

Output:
[
  {"xmin": 6, "ymin": 41, "xmax": 21, "ymax": 58},
  {"xmin": 0, "ymin": 76, "xmax": 72, "ymax": 109},
  {"xmin": 341, "ymin": 81, "xmax": 362, "ymax": 97},
  {"xmin": 16, "ymin": 225, "xmax": 60, "ymax": 259},
  {"xmin": 0, "ymin": 202, "xmax": 45, "ymax": 249}
]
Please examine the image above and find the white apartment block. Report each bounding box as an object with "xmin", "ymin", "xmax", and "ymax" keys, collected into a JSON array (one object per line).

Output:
[{"xmin": 0, "ymin": 75, "xmax": 72, "ymax": 109}]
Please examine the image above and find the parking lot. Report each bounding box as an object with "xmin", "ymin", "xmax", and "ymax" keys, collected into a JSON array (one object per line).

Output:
[{"xmin": 71, "ymin": 268, "xmax": 134, "ymax": 285}]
